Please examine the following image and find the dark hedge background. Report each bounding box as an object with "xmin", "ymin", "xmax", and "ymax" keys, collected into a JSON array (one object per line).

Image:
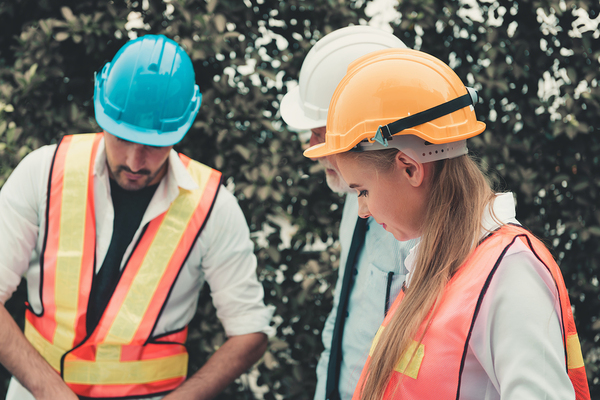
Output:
[{"xmin": 0, "ymin": 0, "xmax": 598, "ymax": 398}]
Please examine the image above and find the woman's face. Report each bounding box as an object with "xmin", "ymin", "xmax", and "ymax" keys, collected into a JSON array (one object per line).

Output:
[{"xmin": 336, "ymin": 152, "xmax": 429, "ymax": 242}]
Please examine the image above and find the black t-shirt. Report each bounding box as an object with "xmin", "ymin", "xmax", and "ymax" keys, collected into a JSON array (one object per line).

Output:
[{"xmin": 86, "ymin": 179, "xmax": 158, "ymax": 334}]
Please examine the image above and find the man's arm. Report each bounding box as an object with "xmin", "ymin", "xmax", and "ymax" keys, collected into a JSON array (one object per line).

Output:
[
  {"xmin": 0, "ymin": 304, "xmax": 78, "ymax": 400},
  {"xmin": 0, "ymin": 146, "xmax": 77, "ymax": 399},
  {"xmin": 164, "ymin": 187, "xmax": 271, "ymax": 399},
  {"xmin": 162, "ymin": 332, "xmax": 267, "ymax": 400}
]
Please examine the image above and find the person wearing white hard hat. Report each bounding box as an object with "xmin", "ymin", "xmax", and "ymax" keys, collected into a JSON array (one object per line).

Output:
[
  {"xmin": 280, "ymin": 25, "xmax": 417, "ymax": 400},
  {"xmin": 0, "ymin": 35, "xmax": 273, "ymax": 400}
]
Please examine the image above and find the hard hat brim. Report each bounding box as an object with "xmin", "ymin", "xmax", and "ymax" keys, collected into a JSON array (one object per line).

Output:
[
  {"xmin": 95, "ymin": 112, "xmax": 186, "ymax": 146},
  {"xmin": 95, "ymin": 95, "xmax": 198, "ymax": 147},
  {"xmin": 303, "ymin": 121, "xmax": 486, "ymax": 160},
  {"xmin": 280, "ymin": 86, "xmax": 327, "ymax": 131},
  {"xmin": 303, "ymin": 142, "xmax": 333, "ymax": 158}
]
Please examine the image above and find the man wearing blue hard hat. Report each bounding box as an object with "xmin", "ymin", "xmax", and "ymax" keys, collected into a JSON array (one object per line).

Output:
[{"xmin": 0, "ymin": 34, "xmax": 273, "ymax": 400}]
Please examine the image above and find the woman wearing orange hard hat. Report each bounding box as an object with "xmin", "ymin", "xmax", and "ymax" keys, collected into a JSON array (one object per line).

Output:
[{"xmin": 304, "ymin": 48, "xmax": 590, "ymax": 400}]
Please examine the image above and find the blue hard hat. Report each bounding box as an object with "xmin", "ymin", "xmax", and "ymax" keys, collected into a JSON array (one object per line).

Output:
[{"xmin": 94, "ymin": 34, "xmax": 202, "ymax": 146}]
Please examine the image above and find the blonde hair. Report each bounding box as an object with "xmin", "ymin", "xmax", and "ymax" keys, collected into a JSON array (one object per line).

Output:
[{"xmin": 339, "ymin": 149, "xmax": 496, "ymax": 400}]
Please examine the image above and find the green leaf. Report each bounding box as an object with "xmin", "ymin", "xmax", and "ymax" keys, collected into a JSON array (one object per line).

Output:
[
  {"xmin": 55, "ymin": 31, "xmax": 69, "ymax": 41},
  {"xmin": 60, "ymin": 6, "xmax": 76, "ymax": 23}
]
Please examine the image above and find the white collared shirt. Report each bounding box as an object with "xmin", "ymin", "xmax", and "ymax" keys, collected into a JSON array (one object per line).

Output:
[
  {"xmin": 403, "ymin": 193, "xmax": 574, "ymax": 400},
  {"xmin": 0, "ymin": 138, "xmax": 274, "ymax": 400}
]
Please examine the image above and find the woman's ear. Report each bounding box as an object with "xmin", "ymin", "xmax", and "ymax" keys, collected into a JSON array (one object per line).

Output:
[{"xmin": 395, "ymin": 151, "xmax": 426, "ymax": 187}]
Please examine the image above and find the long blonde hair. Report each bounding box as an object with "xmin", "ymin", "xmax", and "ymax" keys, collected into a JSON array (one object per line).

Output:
[{"xmin": 340, "ymin": 149, "xmax": 496, "ymax": 400}]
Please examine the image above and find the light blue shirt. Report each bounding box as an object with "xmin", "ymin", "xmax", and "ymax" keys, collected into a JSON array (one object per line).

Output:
[{"xmin": 314, "ymin": 192, "xmax": 417, "ymax": 400}]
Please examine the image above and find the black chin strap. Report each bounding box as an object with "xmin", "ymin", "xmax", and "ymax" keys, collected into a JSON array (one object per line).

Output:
[{"xmin": 372, "ymin": 91, "xmax": 476, "ymax": 146}]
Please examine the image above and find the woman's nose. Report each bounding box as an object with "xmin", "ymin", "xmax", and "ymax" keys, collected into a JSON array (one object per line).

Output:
[{"xmin": 357, "ymin": 198, "xmax": 371, "ymax": 219}]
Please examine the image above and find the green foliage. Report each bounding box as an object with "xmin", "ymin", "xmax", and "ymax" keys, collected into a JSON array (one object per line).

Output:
[{"xmin": 1, "ymin": 0, "xmax": 599, "ymax": 398}]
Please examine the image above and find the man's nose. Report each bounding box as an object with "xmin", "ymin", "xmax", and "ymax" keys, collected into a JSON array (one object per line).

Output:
[
  {"xmin": 126, "ymin": 143, "xmax": 146, "ymax": 172},
  {"xmin": 309, "ymin": 131, "xmax": 323, "ymax": 147}
]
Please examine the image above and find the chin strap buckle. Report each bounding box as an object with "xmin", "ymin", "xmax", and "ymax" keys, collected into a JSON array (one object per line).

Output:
[{"xmin": 373, "ymin": 125, "xmax": 390, "ymax": 147}]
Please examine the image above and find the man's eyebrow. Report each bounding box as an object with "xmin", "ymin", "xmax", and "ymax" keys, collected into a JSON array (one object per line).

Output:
[{"xmin": 349, "ymin": 183, "xmax": 360, "ymax": 188}]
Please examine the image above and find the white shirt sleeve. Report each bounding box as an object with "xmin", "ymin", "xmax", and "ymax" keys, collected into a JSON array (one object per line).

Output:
[
  {"xmin": 196, "ymin": 187, "xmax": 275, "ymax": 337},
  {"xmin": 0, "ymin": 146, "xmax": 54, "ymax": 304},
  {"xmin": 465, "ymin": 239, "xmax": 575, "ymax": 400}
]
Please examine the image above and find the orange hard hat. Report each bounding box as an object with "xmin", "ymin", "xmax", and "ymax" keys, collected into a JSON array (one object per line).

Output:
[{"xmin": 303, "ymin": 48, "xmax": 486, "ymax": 163}]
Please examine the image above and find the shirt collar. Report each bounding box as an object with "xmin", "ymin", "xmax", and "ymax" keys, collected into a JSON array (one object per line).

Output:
[
  {"xmin": 404, "ymin": 192, "xmax": 518, "ymax": 285},
  {"xmin": 93, "ymin": 139, "xmax": 108, "ymax": 178},
  {"xmin": 165, "ymin": 150, "xmax": 199, "ymax": 191},
  {"xmin": 93, "ymin": 137, "xmax": 199, "ymax": 192},
  {"xmin": 481, "ymin": 192, "xmax": 518, "ymax": 234}
]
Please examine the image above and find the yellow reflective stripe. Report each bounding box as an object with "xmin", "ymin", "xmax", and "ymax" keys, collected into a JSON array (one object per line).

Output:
[
  {"xmin": 96, "ymin": 344, "xmax": 122, "ymax": 361},
  {"xmin": 394, "ymin": 340, "xmax": 425, "ymax": 379},
  {"xmin": 104, "ymin": 162, "xmax": 213, "ymax": 344},
  {"xmin": 567, "ymin": 333, "xmax": 585, "ymax": 370},
  {"xmin": 369, "ymin": 325, "xmax": 384, "ymax": 356},
  {"xmin": 368, "ymin": 325, "xmax": 424, "ymax": 379},
  {"xmin": 185, "ymin": 160, "xmax": 215, "ymax": 192},
  {"xmin": 64, "ymin": 352, "xmax": 188, "ymax": 385},
  {"xmin": 24, "ymin": 320, "xmax": 63, "ymax": 372},
  {"xmin": 54, "ymin": 134, "xmax": 95, "ymax": 351}
]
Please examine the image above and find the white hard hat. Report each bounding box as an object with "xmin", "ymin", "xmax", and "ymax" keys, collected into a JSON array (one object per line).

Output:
[{"xmin": 280, "ymin": 25, "xmax": 407, "ymax": 131}]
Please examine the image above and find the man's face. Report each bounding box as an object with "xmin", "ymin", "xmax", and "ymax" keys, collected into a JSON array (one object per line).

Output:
[
  {"xmin": 104, "ymin": 131, "xmax": 172, "ymax": 191},
  {"xmin": 308, "ymin": 127, "xmax": 352, "ymax": 194}
]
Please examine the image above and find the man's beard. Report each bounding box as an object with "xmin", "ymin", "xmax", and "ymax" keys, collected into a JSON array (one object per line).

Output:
[
  {"xmin": 319, "ymin": 159, "xmax": 352, "ymax": 194},
  {"xmin": 110, "ymin": 165, "xmax": 158, "ymax": 191}
]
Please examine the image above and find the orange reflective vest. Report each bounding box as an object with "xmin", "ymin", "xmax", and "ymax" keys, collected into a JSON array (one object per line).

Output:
[
  {"xmin": 24, "ymin": 133, "xmax": 223, "ymax": 398},
  {"xmin": 353, "ymin": 224, "xmax": 590, "ymax": 400}
]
